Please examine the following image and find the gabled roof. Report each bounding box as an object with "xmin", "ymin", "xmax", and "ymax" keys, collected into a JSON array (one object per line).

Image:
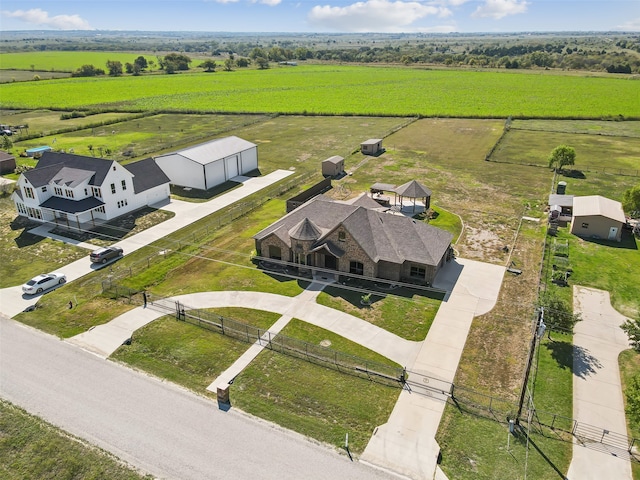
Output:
[
  {"xmin": 0, "ymin": 151, "xmax": 15, "ymax": 162},
  {"xmin": 395, "ymin": 180, "xmax": 432, "ymax": 198},
  {"xmin": 163, "ymin": 136, "xmax": 256, "ymax": 166},
  {"xmin": 323, "ymin": 155, "xmax": 344, "ymax": 165},
  {"xmin": 51, "ymin": 167, "xmax": 94, "ymax": 188},
  {"xmin": 347, "ymin": 192, "xmax": 387, "ymax": 210},
  {"xmin": 548, "ymin": 194, "xmax": 574, "ymax": 208},
  {"xmin": 124, "ymin": 157, "xmax": 171, "ymax": 193},
  {"xmin": 362, "ymin": 138, "xmax": 382, "ymax": 145},
  {"xmin": 572, "ymin": 195, "xmax": 626, "ymax": 223},
  {"xmin": 31, "ymin": 152, "xmax": 115, "ymax": 186},
  {"xmin": 255, "ymin": 195, "xmax": 452, "ymax": 267}
]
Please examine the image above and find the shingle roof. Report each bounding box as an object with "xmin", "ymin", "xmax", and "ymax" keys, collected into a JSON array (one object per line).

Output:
[
  {"xmin": 394, "ymin": 180, "xmax": 432, "ymax": 198},
  {"xmin": 40, "ymin": 196, "xmax": 104, "ymax": 214},
  {"xmin": 572, "ymin": 195, "xmax": 626, "ymax": 223},
  {"xmin": 32, "ymin": 152, "xmax": 114, "ymax": 186},
  {"xmin": 124, "ymin": 157, "xmax": 171, "ymax": 193},
  {"xmin": 51, "ymin": 167, "xmax": 94, "ymax": 188},
  {"xmin": 289, "ymin": 217, "xmax": 323, "ymax": 241},
  {"xmin": 323, "ymin": 155, "xmax": 344, "ymax": 165},
  {"xmin": 254, "ymin": 195, "xmax": 452, "ymax": 267},
  {"xmin": 164, "ymin": 136, "xmax": 256, "ymax": 166}
]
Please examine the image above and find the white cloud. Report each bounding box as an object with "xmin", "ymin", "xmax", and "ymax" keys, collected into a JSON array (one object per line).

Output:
[
  {"xmin": 248, "ymin": 0, "xmax": 283, "ymax": 5},
  {"xmin": 308, "ymin": 0, "xmax": 451, "ymax": 32},
  {"xmin": 472, "ymin": 0, "xmax": 528, "ymax": 20},
  {"xmin": 1, "ymin": 8, "xmax": 92, "ymax": 30},
  {"xmin": 617, "ymin": 17, "xmax": 640, "ymax": 31}
]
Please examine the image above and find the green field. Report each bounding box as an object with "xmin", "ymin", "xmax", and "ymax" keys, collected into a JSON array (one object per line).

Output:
[
  {"xmin": 1, "ymin": 65, "xmax": 638, "ymax": 118},
  {"xmin": 0, "ymin": 51, "xmax": 156, "ymax": 72}
]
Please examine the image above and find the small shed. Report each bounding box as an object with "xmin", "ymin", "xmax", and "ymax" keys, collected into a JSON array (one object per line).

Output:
[
  {"xmin": 361, "ymin": 139, "xmax": 383, "ymax": 156},
  {"xmin": 570, "ymin": 195, "xmax": 626, "ymax": 242},
  {"xmin": 26, "ymin": 146, "xmax": 52, "ymax": 157},
  {"xmin": 0, "ymin": 151, "xmax": 16, "ymax": 174},
  {"xmin": 322, "ymin": 155, "xmax": 345, "ymax": 177}
]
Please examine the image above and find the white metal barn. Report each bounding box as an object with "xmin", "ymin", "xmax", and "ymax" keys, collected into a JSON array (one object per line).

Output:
[{"xmin": 155, "ymin": 136, "xmax": 258, "ymax": 190}]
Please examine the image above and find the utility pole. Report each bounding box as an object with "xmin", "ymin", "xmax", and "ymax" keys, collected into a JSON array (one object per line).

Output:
[{"xmin": 517, "ymin": 308, "xmax": 544, "ymax": 420}]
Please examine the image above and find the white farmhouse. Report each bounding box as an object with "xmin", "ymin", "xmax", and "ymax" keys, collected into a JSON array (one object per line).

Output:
[
  {"xmin": 12, "ymin": 152, "xmax": 170, "ymax": 230},
  {"xmin": 155, "ymin": 136, "xmax": 258, "ymax": 190}
]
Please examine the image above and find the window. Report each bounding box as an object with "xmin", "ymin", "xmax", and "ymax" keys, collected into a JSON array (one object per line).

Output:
[
  {"xmin": 17, "ymin": 203, "xmax": 27, "ymax": 215},
  {"xmin": 95, "ymin": 206, "xmax": 105, "ymax": 214},
  {"xmin": 24, "ymin": 187, "xmax": 34, "ymax": 199},
  {"xmin": 349, "ymin": 261, "xmax": 364, "ymax": 275},
  {"xmin": 41, "ymin": 186, "xmax": 47, "ymax": 192},
  {"xmin": 27, "ymin": 207, "xmax": 42, "ymax": 220},
  {"xmin": 92, "ymin": 187, "xmax": 102, "ymax": 198},
  {"xmin": 117, "ymin": 201, "xmax": 122, "ymax": 208},
  {"xmin": 65, "ymin": 189, "xmax": 74, "ymax": 198},
  {"xmin": 85, "ymin": 188, "xmax": 88, "ymax": 196},
  {"xmin": 338, "ymin": 231, "xmax": 346, "ymax": 242},
  {"xmin": 410, "ymin": 266, "xmax": 426, "ymax": 278},
  {"xmin": 54, "ymin": 186, "xmax": 63, "ymax": 196},
  {"xmin": 581, "ymin": 222, "xmax": 589, "ymax": 229},
  {"xmin": 121, "ymin": 180, "xmax": 127, "ymax": 191},
  {"xmin": 113, "ymin": 166, "xmax": 116, "ymax": 171},
  {"xmin": 110, "ymin": 183, "xmax": 116, "ymax": 194}
]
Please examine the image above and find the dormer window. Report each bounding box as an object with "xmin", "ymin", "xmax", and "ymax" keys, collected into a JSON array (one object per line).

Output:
[
  {"xmin": 54, "ymin": 186, "xmax": 63, "ymax": 196},
  {"xmin": 338, "ymin": 231, "xmax": 346, "ymax": 241}
]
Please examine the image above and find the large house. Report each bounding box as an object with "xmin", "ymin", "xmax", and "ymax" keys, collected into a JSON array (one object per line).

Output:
[
  {"xmin": 254, "ymin": 194, "xmax": 454, "ymax": 285},
  {"xmin": 155, "ymin": 136, "xmax": 258, "ymax": 190},
  {"xmin": 12, "ymin": 152, "xmax": 170, "ymax": 229}
]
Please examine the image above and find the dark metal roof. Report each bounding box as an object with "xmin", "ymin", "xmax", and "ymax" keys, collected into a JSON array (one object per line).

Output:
[
  {"xmin": 124, "ymin": 157, "xmax": 171, "ymax": 193},
  {"xmin": 40, "ymin": 196, "xmax": 104, "ymax": 214}
]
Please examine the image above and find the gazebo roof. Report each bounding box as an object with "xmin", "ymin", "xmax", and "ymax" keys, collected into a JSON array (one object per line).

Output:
[{"xmin": 394, "ymin": 180, "xmax": 432, "ymax": 198}]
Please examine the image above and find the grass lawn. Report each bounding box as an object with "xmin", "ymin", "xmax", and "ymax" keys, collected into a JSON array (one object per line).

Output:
[
  {"xmin": 619, "ymin": 349, "xmax": 640, "ymax": 480},
  {"xmin": 553, "ymin": 229, "xmax": 640, "ymax": 317},
  {"xmin": 111, "ymin": 311, "xmax": 280, "ymax": 394},
  {"xmin": 0, "ymin": 399, "xmax": 149, "ymax": 480},
  {"xmin": 232, "ymin": 319, "xmax": 402, "ymax": 454},
  {"xmin": 0, "ymin": 196, "xmax": 87, "ymax": 288}
]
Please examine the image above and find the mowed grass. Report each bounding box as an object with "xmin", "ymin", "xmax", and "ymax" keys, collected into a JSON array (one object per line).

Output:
[
  {"xmin": 619, "ymin": 349, "xmax": 640, "ymax": 480},
  {"xmin": 0, "ymin": 65, "xmax": 637, "ymax": 117},
  {"xmin": 111, "ymin": 310, "xmax": 281, "ymax": 394},
  {"xmin": 0, "ymin": 399, "xmax": 149, "ymax": 480},
  {"xmin": 7, "ymin": 112, "xmax": 273, "ymax": 163},
  {"xmin": 493, "ymin": 124, "xmax": 640, "ymax": 174},
  {"xmin": 232, "ymin": 319, "xmax": 402, "ymax": 454}
]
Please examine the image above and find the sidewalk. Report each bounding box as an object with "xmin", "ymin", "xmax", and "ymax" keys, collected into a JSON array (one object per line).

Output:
[
  {"xmin": 67, "ymin": 289, "xmax": 422, "ymax": 366},
  {"xmin": 566, "ymin": 286, "xmax": 632, "ymax": 480},
  {"xmin": 361, "ymin": 258, "xmax": 505, "ymax": 480},
  {"xmin": 0, "ymin": 170, "xmax": 293, "ymax": 318}
]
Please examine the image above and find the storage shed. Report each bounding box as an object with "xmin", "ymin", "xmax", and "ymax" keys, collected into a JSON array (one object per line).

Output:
[
  {"xmin": 361, "ymin": 139, "xmax": 383, "ymax": 156},
  {"xmin": 0, "ymin": 151, "xmax": 16, "ymax": 174},
  {"xmin": 570, "ymin": 195, "xmax": 626, "ymax": 242},
  {"xmin": 155, "ymin": 136, "xmax": 258, "ymax": 190},
  {"xmin": 322, "ymin": 155, "xmax": 345, "ymax": 177}
]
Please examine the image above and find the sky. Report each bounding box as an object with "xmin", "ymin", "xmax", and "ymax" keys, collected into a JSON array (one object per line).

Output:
[{"xmin": 0, "ymin": 0, "xmax": 639, "ymax": 34}]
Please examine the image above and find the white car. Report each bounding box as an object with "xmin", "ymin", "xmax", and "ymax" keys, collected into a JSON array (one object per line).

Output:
[{"xmin": 21, "ymin": 272, "xmax": 66, "ymax": 295}]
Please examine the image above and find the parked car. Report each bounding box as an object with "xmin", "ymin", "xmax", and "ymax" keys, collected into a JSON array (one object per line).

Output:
[
  {"xmin": 22, "ymin": 272, "xmax": 66, "ymax": 294},
  {"xmin": 90, "ymin": 246, "xmax": 124, "ymax": 264}
]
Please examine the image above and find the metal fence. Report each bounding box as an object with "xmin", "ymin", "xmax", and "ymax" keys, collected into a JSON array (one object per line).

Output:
[{"xmin": 147, "ymin": 297, "xmax": 405, "ymax": 387}]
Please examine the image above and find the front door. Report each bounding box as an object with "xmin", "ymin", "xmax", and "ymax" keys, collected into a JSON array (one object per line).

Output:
[{"xmin": 608, "ymin": 226, "xmax": 618, "ymax": 240}]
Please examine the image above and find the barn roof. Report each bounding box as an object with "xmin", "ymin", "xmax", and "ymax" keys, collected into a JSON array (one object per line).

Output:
[{"xmin": 170, "ymin": 136, "xmax": 256, "ymax": 165}]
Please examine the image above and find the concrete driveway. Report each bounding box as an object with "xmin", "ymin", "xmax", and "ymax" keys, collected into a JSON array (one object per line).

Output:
[
  {"xmin": 0, "ymin": 170, "xmax": 293, "ymax": 318},
  {"xmin": 566, "ymin": 286, "xmax": 633, "ymax": 480},
  {"xmin": 361, "ymin": 258, "xmax": 505, "ymax": 480}
]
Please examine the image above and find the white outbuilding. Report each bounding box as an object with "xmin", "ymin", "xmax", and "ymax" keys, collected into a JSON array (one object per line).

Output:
[{"xmin": 155, "ymin": 136, "xmax": 258, "ymax": 190}]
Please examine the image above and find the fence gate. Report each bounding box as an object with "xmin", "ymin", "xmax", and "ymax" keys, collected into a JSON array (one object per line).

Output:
[
  {"xmin": 404, "ymin": 370, "xmax": 453, "ymax": 402},
  {"xmin": 573, "ymin": 421, "xmax": 633, "ymax": 453}
]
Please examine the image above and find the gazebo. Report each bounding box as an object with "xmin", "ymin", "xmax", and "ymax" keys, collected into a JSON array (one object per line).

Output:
[{"xmin": 393, "ymin": 180, "xmax": 432, "ymax": 213}]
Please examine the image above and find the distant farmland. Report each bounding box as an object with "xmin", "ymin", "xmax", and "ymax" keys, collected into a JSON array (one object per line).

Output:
[{"xmin": 0, "ymin": 64, "xmax": 637, "ymax": 118}]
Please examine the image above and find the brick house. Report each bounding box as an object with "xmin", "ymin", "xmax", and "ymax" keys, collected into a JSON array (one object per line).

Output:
[{"xmin": 254, "ymin": 194, "xmax": 453, "ymax": 285}]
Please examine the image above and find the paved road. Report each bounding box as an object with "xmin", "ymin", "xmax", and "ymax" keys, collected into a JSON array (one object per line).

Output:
[{"xmin": 0, "ymin": 315, "xmax": 394, "ymax": 480}]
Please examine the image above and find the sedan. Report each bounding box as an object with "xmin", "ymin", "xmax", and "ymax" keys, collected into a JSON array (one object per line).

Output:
[{"xmin": 22, "ymin": 272, "xmax": 66, "ymax": 295}]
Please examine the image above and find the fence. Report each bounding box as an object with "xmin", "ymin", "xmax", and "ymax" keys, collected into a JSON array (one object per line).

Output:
[
  {"xmin": 485, "ymin": 157, "xmax": 640, "ymax": 177},
  {"xmin": 147, "ymin": 297, "xmax": 405, "ymax": 387},
  {"xmin": 100, "ymin": 171, "xmax": 314, "ymax": 287}
]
